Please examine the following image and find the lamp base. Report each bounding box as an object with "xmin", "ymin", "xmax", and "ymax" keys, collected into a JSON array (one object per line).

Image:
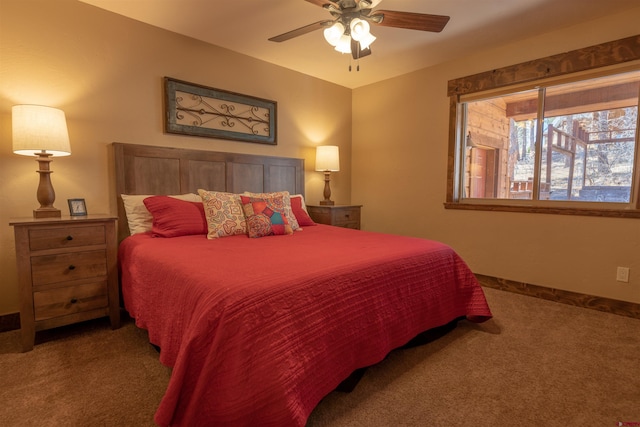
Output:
[
  {"xmin": 32, "ymin": 152, "xmax": 61, "ymax": 219},
  {"xmin": 319, "ymin": 200, "xmax": 335, "ymax": 206},
  {"xmin": 33, "ymin": 207, "xmax": 61, "ymax": 219}
]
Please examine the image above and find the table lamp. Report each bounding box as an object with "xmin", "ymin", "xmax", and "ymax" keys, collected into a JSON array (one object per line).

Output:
[
  {"xmin": 315, "ymin": 145, "xmax": 340, "ymax": 205},
  {"xmin": 12, "ymin": 105, "xmax": 71, "ymax": 218}
]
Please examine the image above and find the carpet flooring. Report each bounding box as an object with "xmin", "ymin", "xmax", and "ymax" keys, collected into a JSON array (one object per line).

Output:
[{"xmin": 0, "ymin": 287, "xmax": 638, "ymax": 427}]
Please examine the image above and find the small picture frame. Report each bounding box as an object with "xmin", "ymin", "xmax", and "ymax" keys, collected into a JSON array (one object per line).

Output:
[{"xmin": 68, "ymin": 198, "xmax": 87, "ymax": 216}]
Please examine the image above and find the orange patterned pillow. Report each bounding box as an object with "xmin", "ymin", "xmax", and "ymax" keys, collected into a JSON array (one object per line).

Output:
[
  {"xmin": 243, "ymin": 191, "xmax": 300, "ymax": 231},
  {"xmin": 198, "ymin": 190, "xmax": 247, "ymax": 239},
  {"xmin": 240, "ymin": 195, "xmax": 293, "ymax": 238}
]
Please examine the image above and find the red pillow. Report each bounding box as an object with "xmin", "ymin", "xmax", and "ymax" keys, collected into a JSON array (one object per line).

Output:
[
  {"xmin": 143, "ymin": 196, "xmax": 207, "ymax": 237},
  {"xmin": 290, "ymin": 195, "xmax": 316, "ymax": 227}
]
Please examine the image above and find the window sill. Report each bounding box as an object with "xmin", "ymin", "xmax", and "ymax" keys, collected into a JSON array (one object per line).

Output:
[{"xmin": 443, "ymin": 202, "xmax": 640, "ymax": 219}]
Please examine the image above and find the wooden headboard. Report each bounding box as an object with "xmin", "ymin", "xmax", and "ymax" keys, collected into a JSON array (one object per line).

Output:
[{"xmin": 113, "ymin": 143, "xmax": 305, "ymax": 241}]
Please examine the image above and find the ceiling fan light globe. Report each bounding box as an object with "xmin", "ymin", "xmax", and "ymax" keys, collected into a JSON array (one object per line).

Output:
[
  {"xmin": 323, "ymin": 22, "xmax": 344, "ymax": 46},
  {"xmin": 358, "ymin": 32, "xmax": 376, "ymax": 50},
  {"xmin": 334, "ymin": 35, "xmax": 352, "ymax": 53},
  {"xmin": 349, "ymin": 18, "xmax": 371, "ymax": 42}
]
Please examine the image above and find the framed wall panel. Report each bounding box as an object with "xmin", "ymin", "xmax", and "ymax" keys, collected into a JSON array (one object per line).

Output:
[{"xmin": 164, "ymin": 77, "xmax": 277, "ymax": 145}]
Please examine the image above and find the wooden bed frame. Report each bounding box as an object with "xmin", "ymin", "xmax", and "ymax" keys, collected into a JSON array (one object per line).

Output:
[
  {"xmin": 112, "ymin": 142, "xmax": 467, "ymax": 397},
  {"xmin": 113, "ymin": 142, "xmax": 305, "ymax": 241},
  {"xmin": 112, "ymin": 142, "xmax": 493, "ymax": 427}
]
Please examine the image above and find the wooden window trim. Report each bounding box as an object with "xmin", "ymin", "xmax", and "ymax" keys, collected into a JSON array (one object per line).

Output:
[
  {"xmin": 447, "ymin": 35, "xmax": 640, "ymax": 98},
  {"xmin": 443, "ymin": 202, "xmax": 640, "ymax": 219},
  {"xmin": 445, "ymin": 35, "xmax": 640, "ymax": 216}
]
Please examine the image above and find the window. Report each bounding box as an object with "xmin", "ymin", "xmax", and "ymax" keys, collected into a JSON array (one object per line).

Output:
[
  {"xmin": 446, "ymin": 36, "xmax": 640, "ymax": 218},
  {"xmin": 462, "ymin": 72, "xmax": 639, "ymax": 203}
]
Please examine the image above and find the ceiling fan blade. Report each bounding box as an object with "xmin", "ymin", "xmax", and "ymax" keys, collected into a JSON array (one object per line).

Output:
[
  {"xmin": 351, "ymin": 38, "xmax": 371, "ymax": 60},
  {"xmin": 268, "ymin": 20, "xmax": 333, "ymax": 42},
  {"xmin": 369, "ymin": 10, "xmax": 450, "ymax": 32}
]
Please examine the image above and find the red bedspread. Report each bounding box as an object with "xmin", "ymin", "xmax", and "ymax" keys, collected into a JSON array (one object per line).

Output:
[{"xmin": 118, "ymin": 225, "xmax": 491, "ymax": 426}]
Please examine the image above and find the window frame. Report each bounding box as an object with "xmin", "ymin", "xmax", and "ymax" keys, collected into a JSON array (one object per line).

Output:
[{"xmin": 445, "ymin": 35, "xmax": 640, "ymax": 218}]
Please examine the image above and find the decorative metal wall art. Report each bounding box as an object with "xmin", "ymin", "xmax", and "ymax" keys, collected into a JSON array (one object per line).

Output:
[{"xmin": 164, "ymin": 77, "xmax": 277, "ymax": 145}]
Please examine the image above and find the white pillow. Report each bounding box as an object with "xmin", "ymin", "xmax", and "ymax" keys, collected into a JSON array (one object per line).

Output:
[{"xmin": 121, "ymin": 193, "xmax": 201, "ymax": 235}]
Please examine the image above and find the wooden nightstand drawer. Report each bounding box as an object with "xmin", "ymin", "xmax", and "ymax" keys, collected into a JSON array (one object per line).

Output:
[
  {"xmin": 28, "ymin": 225, "xmax": 106, "ymax": 251},
  {"xmin": 10, "ymin": 215, "xmax": 120, "ymax": 351},
  {"xmin": 31, "ymin": 250, "xmax": 107, "ymax": 287},
  {"xmin": 307, "ymin": 205, "xmax": 362, "ymax": 230},
  {"xmin": 331, "ymin": 207, "xmax": 360, "ymax": 226},
  {"xmin": 34, "ymin": 281, "xmax": 108, "ymax": 321}
]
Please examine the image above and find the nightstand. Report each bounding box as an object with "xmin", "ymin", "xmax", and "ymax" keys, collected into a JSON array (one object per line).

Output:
[
  {"xmin": 9, "ymin": 215, "xmax": 120, "ymax": 352},
  {"xmin": 307, "ymin": 205, "xmax": 362, "ymax": 229}
]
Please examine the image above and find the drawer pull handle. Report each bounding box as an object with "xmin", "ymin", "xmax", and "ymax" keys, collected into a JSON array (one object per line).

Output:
[
  {"xmin": 70, "ymin": 298, "xmax": 78, "ymax": 304},
  {"xmin": 66, "ymin": 235, "xmax": 74, "ymax": 241},
  {"xmin": 345, "ymin": 214, "xmax": 350, "ymax": 218},
  {"xmin": 68, "ymin": 265, "xmax": 76, "ymax": 270}
]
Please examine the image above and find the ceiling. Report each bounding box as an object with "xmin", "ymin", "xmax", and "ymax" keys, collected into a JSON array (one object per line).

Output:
[{"xmin": 79, "ymin": 0, "xmax": 639, "ymax": 89}]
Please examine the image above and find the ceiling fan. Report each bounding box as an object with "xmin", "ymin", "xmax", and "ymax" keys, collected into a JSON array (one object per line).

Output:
[{"xmin": 268, "ymin": 0, "xmax": 450, "ymax": 63}]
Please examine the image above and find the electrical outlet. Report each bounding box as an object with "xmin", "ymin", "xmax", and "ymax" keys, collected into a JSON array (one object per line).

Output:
[{"xmin": 616, "ymin": 267, "xmax": 630, "ymax": 283}]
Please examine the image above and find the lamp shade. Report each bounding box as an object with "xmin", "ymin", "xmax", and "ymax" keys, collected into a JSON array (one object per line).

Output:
[
  {"xmin": 12, "ymin": 105, "xmax": 71, "ymax": 157},
  {"xmin": 315, "ymin": 145, "xmax": 340, "ymax": 172}
]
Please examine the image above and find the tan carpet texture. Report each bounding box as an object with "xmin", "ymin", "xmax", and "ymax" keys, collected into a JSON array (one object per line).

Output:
[{"xmin": 1, "ymin": 287, "xmax": 638, "ymax": 426}]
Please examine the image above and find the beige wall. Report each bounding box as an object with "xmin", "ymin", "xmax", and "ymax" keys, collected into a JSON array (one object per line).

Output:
[
  {"xmin": 2, "ymin": 0, "xmax": 639, "ymax": 317},
  {"xmin": 0, "ymin": 0, "xmax": 352, "ymax": 316},
  {"xmin": 353, "ymin": 9, "xmax": 640, "ymax": 303}
]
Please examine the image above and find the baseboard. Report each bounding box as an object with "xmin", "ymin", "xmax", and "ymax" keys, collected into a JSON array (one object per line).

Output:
[
  {"xmin": 476, "ymin": 274, "xmax": 640, "ymax": 320},
  {"xmin": 0, "ymin": 312, "xmax": 20, "ymax": 333}
]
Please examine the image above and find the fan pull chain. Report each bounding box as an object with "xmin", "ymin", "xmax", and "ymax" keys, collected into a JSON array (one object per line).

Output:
[{"xmin": 348, "ymin": 58, "xmax": 361, "ymax": 72}]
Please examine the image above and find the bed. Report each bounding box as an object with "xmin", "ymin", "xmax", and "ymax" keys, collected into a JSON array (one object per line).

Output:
[{"xmin": 114, "ymin": 142, "xmax": 492, "ymax": 427}]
